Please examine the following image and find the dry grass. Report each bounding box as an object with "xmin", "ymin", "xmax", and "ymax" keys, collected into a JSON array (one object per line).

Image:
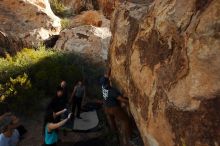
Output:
[{"xmin": 72, "ymin": 10, "xmax": 102, "ymax": 27}]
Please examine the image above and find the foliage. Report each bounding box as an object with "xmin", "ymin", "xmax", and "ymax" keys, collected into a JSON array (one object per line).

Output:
[
  {"xmin": 61, "ymin": 18, "xmax": 71, "ymax": 29},
  {"xmin": 0, "ymin": 48, "xmax": 82, "ymax": 114},
  {"xmin": 50, "ymin": 0, "xmax": 70, "ymax": 17},
  {"xmin": 0, "ymin": 73, "xmax": 37, "ymax": 113}
]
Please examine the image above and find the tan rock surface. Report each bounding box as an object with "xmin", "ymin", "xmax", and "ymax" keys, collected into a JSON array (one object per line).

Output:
[
  {"xmin": 54, "ymin": 24, "xmax": 111, "ymax": 63},
  {"xmin": 0, "ymin": 0, "xmax": 61, "ymax": 55},
  {"xmin": 109, "ymin": 0, "xmax": 220, "ymax": 146}
]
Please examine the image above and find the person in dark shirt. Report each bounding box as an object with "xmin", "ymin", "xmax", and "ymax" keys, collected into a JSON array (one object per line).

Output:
[
  {"xmin": 100, "ymin": 72, "xmax": 132, "ymax": 145},
  {"xmin": 69, "ymin": 80, "xmax": 86, "ymax": 119},
  {"xmin": 60, "ymin": 80, "xmax": 68, "ymax": 105},
  {"xmin": 47, "ymin": 87, "xmax": 67, "ymax": 122}
]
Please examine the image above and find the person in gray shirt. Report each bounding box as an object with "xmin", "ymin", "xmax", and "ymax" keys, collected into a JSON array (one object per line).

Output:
[{"xmin": 70, "ymin": 80, "xmax": 86, "ymax": 119}]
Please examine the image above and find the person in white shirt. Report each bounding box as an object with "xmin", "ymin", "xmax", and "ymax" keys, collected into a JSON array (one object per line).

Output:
[{"xmin": 0, "ymin": 115, "xmax": 20, "ymax": 146}]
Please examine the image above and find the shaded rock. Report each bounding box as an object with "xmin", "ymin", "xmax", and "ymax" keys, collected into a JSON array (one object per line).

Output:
[
  {"xmin": 44, "ymin": 35, "xmax": 59, "ymax": 48},
  {"xmin": 0, "ymin": 0, "xmax": 61, "ymax": 55},
  {"xmin": 108, "ymin": 0, "xmax": 220, "ymax": 146},
  {"xmin": 54, "ymin": 25, "xmax": 111, "ymax": 63}
]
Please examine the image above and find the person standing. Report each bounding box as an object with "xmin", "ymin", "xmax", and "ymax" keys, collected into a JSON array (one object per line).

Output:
[
  {"xmin": 69, "ymin": 80, "xmax": 86, "ymax": 119},
  {"xmin": 60, "ymin": 80, "xmax": 68, "ymax": 105},
  {"xmin": 47, "ymin": 87, "xmax": 67, "ymax": 122},
  {"xmin": 100, "ymin": 72, "xmax": 132, "ymax": 146}
]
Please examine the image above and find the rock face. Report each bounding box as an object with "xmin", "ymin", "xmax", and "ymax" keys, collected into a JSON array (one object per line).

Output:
[
  {"xmin": 54, "ymin": 25, "xmax": 111, "ymax": 63},
  {"xmin": 109, "ymin": 1, "xmax": 220, "ymax": 146},
  {"xmin": 0, "ymin": 0, "xmax": 61, "ymax": 55}
]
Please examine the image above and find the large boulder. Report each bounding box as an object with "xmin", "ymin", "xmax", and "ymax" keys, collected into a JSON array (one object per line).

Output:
[
  {"xmin": 109, "ymin": 0, "xmax": 220, "ymax": 146},
  {"xmin": 0, "ymin": 0, "xmax": 61, "ymax": 55},
  {"xmin": 54, "ymin": 24, "xmax": 111, "ymax": 63}
]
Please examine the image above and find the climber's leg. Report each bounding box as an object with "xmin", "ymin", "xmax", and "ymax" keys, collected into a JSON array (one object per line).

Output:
[
  {"xmin": 114, "ymin": 107, "xmax": 132, "ymax": 145},
  {"xmin": 105, "ymin": 107, "xmax": 117, "ymax": 132}
]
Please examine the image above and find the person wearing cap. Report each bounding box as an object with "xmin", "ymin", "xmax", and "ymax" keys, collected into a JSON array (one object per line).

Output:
[
  {"xmin": 0, "ymin": 113, "xmax": 12, "ymax": 121},
  {"xmin": 0, "ymin": 115, "xmax": 20, "ymax": 146}
]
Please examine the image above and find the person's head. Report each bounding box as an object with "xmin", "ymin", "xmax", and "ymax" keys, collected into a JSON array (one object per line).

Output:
[
  {"xmin": 44, "ymin": 111, "xmax": 55, "ymax": 124},
  {"xmin": 60, "ymin": 80, "xmax": 67, "ymax": 88},
  {"xmin": 56, "ymin": 86, "xmax": 63, "ymax": 97},
  {"xmin": 77, "ymin": 80, "xmax": 83, "ymax": 86},
  {"xmin": 0, "ymin": 116, "xmax": 13, "ymax": 134}
]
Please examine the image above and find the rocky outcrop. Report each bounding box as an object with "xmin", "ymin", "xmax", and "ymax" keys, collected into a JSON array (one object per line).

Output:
[
  {"xmin": 54, "ymin": 25, "xmax": 111, "ymax": 63},
  {"xmin": 0, "ymin": 0, "xmax": 61, "ymax": 55},
  {"xmin": 109, "ymin": 1, "xmax": 220, "ymax": 146}
]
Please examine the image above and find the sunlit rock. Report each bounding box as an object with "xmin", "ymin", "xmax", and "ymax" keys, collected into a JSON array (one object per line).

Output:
[
  {"xmin": 54, "ymin": 24, "xmax": 111, "ymax": 63},
  {"xmin": 0, "ymin": 0, "xmax": 61, "ymax": 55},
  {"xmin": 109, "ymin": 0, "xmax": 220, "ymax": 146}
]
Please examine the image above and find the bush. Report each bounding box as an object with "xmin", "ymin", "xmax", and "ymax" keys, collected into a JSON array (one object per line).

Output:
[
  {"xmin": 0, "ymin": 73, "xmax": 36, "ymax": 113},
  {"xmin": 0, "ymin": 48, "xmax": 82, "ymax": 114},
  {"xmin": 50, "ymin": 0, "xmax": 70, "ymax": 17},
  {"xmin": 61, "ymin": 18, "xmax": 71, "ymax": 29}
]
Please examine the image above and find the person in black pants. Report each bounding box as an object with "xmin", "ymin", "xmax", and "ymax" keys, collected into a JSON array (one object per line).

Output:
[{"xmin": 69, "ymin": 80, "xmax": 86, "ymax": 119}]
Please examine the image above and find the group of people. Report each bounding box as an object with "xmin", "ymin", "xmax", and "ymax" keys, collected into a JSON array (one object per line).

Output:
[
  {"xmin": 44, "ymin": 80, "xmax": 86, "ymax": 146},
  {"xmin": 0, "ymin": 79, "xmax": 86, "ymax": 146},
  {"xmin": 0, "ymin": 69, "xmax": 133, "ymax": 146}
]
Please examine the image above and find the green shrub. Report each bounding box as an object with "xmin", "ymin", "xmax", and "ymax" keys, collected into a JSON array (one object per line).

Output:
[
  {"xmin": 50, "ymin": 0, "xmax": 68, "ymax": 17},
  {"xmin": 61, "ymin": 18, "xmax": 71, "ymax": 29},
  {"xmin": 0, "ymin": 73, "xmax": 35, "ymax": 113},
  {"xmin": 0, "ymin": 48, "xmax": 82, "ymax": 114}
]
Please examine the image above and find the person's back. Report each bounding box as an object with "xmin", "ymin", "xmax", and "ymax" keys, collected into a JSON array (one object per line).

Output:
[
  {"xmin": 44, "ymin": 125, "xmax": 58, "ymax": 145},
  {"xmin": 47, "ymin": 87, "xmax": 66, "ymax": 113},
  {"xmin": 75, "ymin": 85, "xmax": 85, "ymax": 98},
  {"xmin": 103, "ymin": 87, "xmax": 120, "ymax": 108},
  {"xmin": 0, "ymin": 129, "xmax": 19, "ymax": 146}
]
